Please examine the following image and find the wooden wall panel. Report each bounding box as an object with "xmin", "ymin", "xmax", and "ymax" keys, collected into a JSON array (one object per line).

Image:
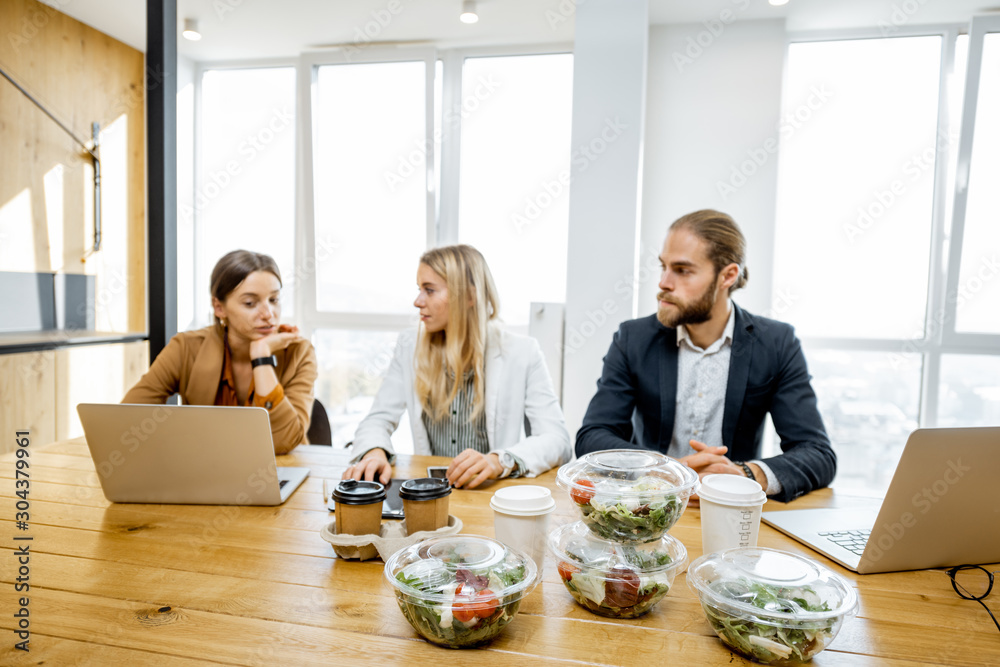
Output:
[
  {"xmin": 0, "ymin": 0, "xmax": 146, "ymax": 332},
  {"xmin": 55, "ymin": 341, "xmax": 149, "ymax": 441},
  {"xmin": 0, "ymin": 351, "xmax": 57, "ymax": 453}
]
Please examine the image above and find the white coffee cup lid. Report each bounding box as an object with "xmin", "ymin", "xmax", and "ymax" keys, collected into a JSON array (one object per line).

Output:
[
  {"xmin": 698, "ymin": 474, "xmax": 766, "ymax": 506},
  {"xmin": 490, "ymin": 485, "xmax": 555, "ymax": 516}
]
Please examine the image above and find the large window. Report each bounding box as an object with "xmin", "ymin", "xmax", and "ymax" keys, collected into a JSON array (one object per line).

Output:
[
  {"xmin": 189, "ymin": 51, "xmax": 573, "ymax": 450},
  {"xmin": 938, "ymin": 355, "xmax": 1000, "ymax": 426},
  {"xmin": 312, "ymin": 329, "xmax": 410, "ymax": 448},
  {"xmin": 773, "ymin": 22, "xmax": 1000, "ymax": 494},
  {"xmin": 312, "ymin": 60, "xmax": 430, "ymax": 315},
  {"xmin": 773, "ymin": 36, "xmax": 941, "ymax": 340},
  {"xmin": 953, "ymin": 32, "xmax": 1000, "ymax": 335},
  {"xmin": 194, "ymin": 67, "xmax": 297, "ymax": 325},
  {"xmin": 456, "ymin": 53, "xmax": 574, "ymax": 326},
  {"xmin": 299, "ymin": 49, "xmax": 571, "ymax": 451},
  {"xmin": 188, "ymin": 46, "xmax": 573, "ymax": 452}
]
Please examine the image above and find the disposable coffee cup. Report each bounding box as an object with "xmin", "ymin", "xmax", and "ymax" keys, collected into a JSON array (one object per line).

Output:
[
  {"xmin": 699, "ymin": 474, "xmax": 767, "ymax": 555},
  {"xmin": 332, "ymin": 479, "xmax": 386, "ymax": 536},
  {"xmin": 399, "ymin": 477, "xmax": 452, "ymax": 534},
  {"xmin": 490, "ymin": 485, "xmax": 556, "ymax": 569}
]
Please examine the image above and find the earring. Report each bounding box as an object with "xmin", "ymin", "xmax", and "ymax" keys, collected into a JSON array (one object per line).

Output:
[{"xmin": 220, "ymin": 318, "xmax": 227, "ymax": 328}]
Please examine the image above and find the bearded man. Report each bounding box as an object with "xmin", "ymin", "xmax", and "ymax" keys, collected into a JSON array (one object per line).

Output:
[{"xmin": 576, "ymin": 210, "xmax": 836, "ymax": 502}]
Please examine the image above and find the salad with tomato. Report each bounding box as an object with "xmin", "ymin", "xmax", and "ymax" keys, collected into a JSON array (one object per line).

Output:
[
  {"xmin": 557, "ymin": 450, "xmax": 699, "ymax": 543},
  {"xmin": 550, "ymin": 522, "xmax": 687, "ymax": 619},
  {"xmin": 384, "ymin": 536, "xmax": 538, "ymax": 648},
  {"xmin": 576, "ymin": 476, "xmax": 686, "ymax": 543}
]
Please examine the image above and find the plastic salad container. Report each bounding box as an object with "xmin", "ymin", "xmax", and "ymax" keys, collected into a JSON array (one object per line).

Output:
[
  {"xmin": 687, "ymin": 547, "xmax": 858, "ymax": 664},
  {"xmin": 549, "ymin": 521, "xmax": 687, "ymax": 618},
  {"xmin": 384, "ymin": 535, "xmax": 539, "ymax": 648},
  {"xmin": 556, "ymin": 449, "xmax": 699, "ymax": 542}
]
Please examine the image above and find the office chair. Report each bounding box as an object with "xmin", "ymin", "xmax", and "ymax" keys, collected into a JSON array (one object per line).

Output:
[{"xmin": 307, "ymin": 398, "xmax": 332, "ymax": 445}]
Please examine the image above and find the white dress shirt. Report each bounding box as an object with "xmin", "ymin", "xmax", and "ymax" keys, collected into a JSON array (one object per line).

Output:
[{"xmin": 666, "ymin": 303, "xmax": 782, "ymax": 495}]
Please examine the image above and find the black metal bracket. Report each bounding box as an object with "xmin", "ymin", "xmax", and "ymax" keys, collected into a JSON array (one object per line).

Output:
[{"xmin": 0, "ymin": 66, "xmax": 102, "ymax": 252}]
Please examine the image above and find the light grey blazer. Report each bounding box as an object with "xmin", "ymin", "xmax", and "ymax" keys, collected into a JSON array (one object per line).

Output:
[{"xmin": 349, "ymin": 326, "xmax": 571, "ymax": 477}]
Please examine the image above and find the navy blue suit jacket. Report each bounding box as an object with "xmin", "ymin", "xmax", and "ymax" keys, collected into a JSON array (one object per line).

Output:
[{"xmin": 575, "ymin": 304, "xmax": 835, "ymax": 502}]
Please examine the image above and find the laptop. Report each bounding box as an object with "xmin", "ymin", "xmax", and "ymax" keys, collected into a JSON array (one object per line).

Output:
[
  {"xmin": 77, "ymin": 403, "xmax": 309, "ymax": 505},
  {"xmin": 762, "ymin": 427, "xmax": 1000, "ymax": 574}
]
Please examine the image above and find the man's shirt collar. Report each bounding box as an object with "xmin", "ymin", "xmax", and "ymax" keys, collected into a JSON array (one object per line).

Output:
[{"xmin": 676, "ymin": 300, "xmax": 735, "ymax": 353}]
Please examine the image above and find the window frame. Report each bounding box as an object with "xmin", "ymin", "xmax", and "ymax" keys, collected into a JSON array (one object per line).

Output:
[
  {"xmin": 435, "ymin": 43, "xmax": 574, "ymax": 248},
  {"xmin": 190, "ymin": 45, "xmax": 573, "ymax": 346},
  {"xmin": 297, "ymin": 47, "xmax": 438, "ymax": 337},
  {"xmin": 941, "ymin": 15, "xmax": 1000, "ymax": 352},
  {"xmin": 191, "ymin": 58, "xmax": 300, "ymax": 332},
  {"xmin": 780, "ymin": 22, "xmax": 1000, "ymax": 431},
  {"xmin": 298, "ymin": 46, "xmax": 573, "ymax": 339}
]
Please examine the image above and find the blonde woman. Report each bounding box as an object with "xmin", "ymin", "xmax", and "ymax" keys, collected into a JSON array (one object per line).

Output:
[{"xmin": 343, "ymin": 245, "xmax": 570, "ymax": 488}]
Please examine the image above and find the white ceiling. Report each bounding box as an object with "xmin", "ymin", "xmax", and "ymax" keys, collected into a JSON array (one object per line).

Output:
[{"xmin": 44, "ymin": 0, "xmax": 1000, "ymax": 61}]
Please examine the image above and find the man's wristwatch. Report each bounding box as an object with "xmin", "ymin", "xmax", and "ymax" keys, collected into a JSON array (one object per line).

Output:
[
  {"xmin": 251, "ymin": 355, "xmax": 278, "ymax": 369},
  {"xmin": 495, "ymin": 450, "xmax": 517, "ymax": 478}
]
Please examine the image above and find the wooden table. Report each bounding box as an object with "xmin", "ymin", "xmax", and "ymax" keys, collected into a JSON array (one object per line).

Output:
[{"xmin": 1, "ymin": 439, "xmax": 997, "ymax": 665}]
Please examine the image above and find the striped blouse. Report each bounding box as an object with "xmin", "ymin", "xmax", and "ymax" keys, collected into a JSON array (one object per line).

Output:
[{"xmin": 421, "ymin": 375, "xmax": 490, "ymax": 458}]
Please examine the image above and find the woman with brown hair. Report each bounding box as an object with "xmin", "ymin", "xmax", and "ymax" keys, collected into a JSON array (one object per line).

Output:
[
  {"xmin": 342, "ymin": 244, "xmax": 570, "ymax": 488},
  {"xmin": 123, "ymin": 250, "xmax": 317, "ymax": 454}
]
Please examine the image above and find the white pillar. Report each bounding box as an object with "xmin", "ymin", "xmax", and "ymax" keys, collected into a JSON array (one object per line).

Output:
[
  {"xmin": 639, "ymin": 21, "xmax": 786, "ymax": 318},
  {"xmin": 562, "ymin": 0, "xmax": 649, "ymax": 440}
]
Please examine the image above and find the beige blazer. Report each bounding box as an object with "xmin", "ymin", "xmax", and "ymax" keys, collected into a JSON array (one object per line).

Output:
[
  {"xmin": 122, "ymin": 325, "xmax": 317, "ymax": 454},
  {"xmin": 350, "ymin": 327, "xmax": 571, "ymax": 477}
]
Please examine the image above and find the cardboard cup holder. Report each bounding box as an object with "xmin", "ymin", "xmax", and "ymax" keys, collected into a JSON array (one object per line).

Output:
[{"xmin": 320, "ymin": 515, "xmax": 463, "ymax": 561}]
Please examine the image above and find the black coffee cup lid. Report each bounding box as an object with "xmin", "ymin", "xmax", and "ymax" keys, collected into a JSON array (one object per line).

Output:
[
  {"xmin": 399, "ymin": 477, "xmax": 452, "ymax": 501},
  {"xmin": 332, "ymin": 479, "xmax": 387, "ymax": 505}
]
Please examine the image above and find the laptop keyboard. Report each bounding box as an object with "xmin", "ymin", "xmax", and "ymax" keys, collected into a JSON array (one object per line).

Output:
[{"xmin": 819, "ymin": 529, "xmax": 871, "ymax": 556}]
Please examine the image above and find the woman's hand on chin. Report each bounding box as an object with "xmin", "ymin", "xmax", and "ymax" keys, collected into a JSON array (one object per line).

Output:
[{"xmin": 250, "ymin": 324, "xmax": 302, "ymax": 358}]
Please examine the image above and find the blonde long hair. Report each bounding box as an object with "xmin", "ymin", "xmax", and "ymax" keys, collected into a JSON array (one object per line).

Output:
[{"xmin": 414, "ymin": 245, "xmax": 500, "ymax": 422}]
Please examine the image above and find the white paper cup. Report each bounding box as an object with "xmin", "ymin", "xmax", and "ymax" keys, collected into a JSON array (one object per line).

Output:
[
  {"xmin": 490, "ymin": 485, "xmax": 556, "ymax": 570},
  {"xmin": 698, "ymin": 474, "xmax": 767, "ymax": 555}
]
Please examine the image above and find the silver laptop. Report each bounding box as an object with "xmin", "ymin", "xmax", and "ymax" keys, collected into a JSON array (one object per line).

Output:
[
  {"xmin": 762, "ymin": 427, "xmax": 1000, "ymax": 574},
  {"xmin": 77, "ymin": 403, "xmax": 309, "ymax": 505}
]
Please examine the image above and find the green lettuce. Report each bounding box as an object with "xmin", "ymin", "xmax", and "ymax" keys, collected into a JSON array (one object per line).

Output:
[
  {"xmin": 581, "ymin": 494, "xmax": 682, "ymax": 542},
  {"xmin": 703, "ymin": 580, "xmax": 837, "ymax": 664}
]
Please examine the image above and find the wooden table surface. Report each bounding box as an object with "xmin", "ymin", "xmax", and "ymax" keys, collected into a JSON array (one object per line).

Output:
[{"xmin": 1, "ymin": 439, "xmax": 997, "ymax": 665}]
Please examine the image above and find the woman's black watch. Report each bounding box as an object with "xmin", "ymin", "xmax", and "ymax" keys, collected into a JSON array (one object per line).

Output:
[{"xmin": 251, "ymin": 355, "xmax": 278, "ymax": 368}]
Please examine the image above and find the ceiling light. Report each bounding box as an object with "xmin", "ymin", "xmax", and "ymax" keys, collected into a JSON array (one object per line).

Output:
[
  {"xmin": 460, "ymin": 0, "xmax": 479, "ymax": 24},
  {"xmin": 769, "ymin": 0, "xmax": 790, "ymax": 6},
  {"xmin": 182, "ymin": 18, "xmax": 202, "ymax": 41}
]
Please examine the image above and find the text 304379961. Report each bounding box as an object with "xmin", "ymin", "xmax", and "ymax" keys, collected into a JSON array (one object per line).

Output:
[{"xmin": 13, "ymin": 430, "xmax": 31, "ymax": 652}]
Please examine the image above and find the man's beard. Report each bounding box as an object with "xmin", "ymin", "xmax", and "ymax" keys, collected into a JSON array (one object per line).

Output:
[{"xmin": 656, "ymin": 278, "xmax": 718, "ymax": 328}]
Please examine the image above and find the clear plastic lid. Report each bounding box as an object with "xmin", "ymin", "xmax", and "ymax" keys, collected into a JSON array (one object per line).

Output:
[
  {"xmin": 687, "ymin": 547, "xmax": 858, "ymax": 624},
  {"xmin": 548, "ymin": 521, "xmax": 688, "ymax": 576},
  {"xmin": 384, "ymin": 535, "xmax": 538, "ymax": 604},
  {"xmin": 557, "ymin": 449, "xmax": 699, "ymax": 500}
]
